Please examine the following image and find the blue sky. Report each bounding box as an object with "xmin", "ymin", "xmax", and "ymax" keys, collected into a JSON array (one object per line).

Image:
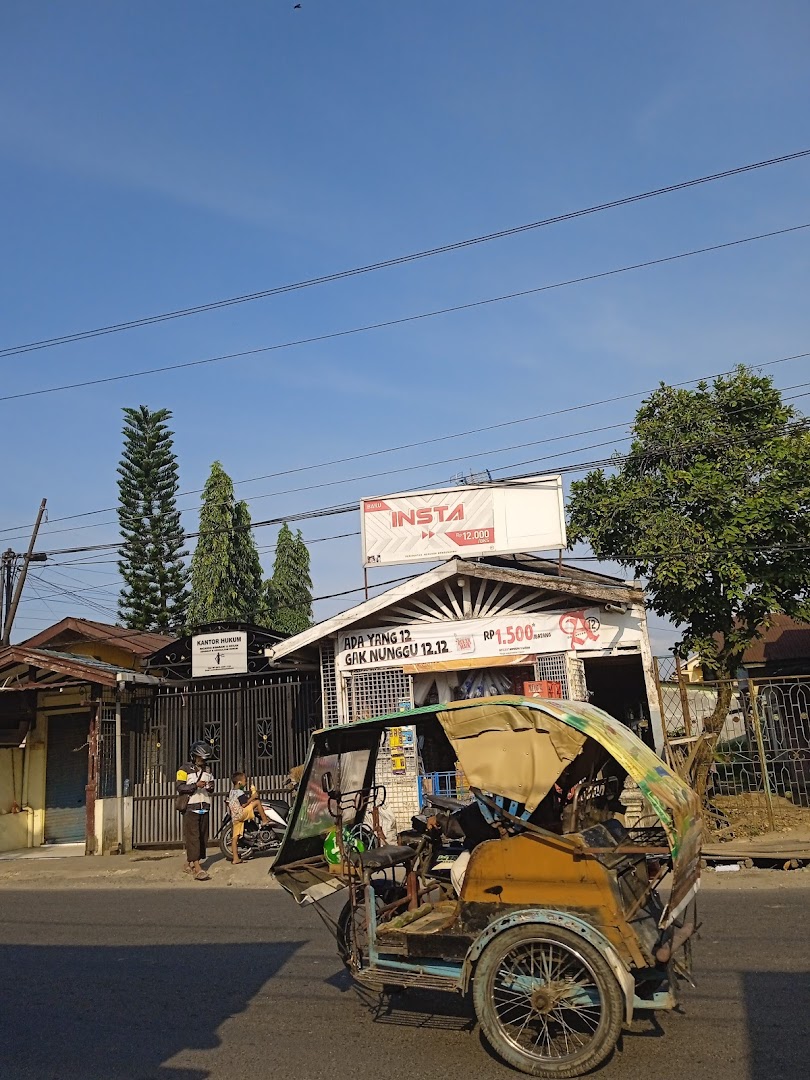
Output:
[{"xmin": 1, "ymin": 1, "xmax": 809, "ymax": 651}]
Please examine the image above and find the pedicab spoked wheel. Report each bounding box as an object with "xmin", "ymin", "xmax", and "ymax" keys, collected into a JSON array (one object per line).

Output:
[
  {"xmin": 473, "ymin": 925, "xmax": 624, "ymax": 1078},
  {"xmin": 336, "ymin": 884, "xmax": 407, "ymax": 968}
]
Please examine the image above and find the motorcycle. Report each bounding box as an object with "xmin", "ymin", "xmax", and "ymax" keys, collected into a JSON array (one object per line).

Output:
[{"xmin": 216, "ymin": 796, "xmax": 290, "ymax": 862}]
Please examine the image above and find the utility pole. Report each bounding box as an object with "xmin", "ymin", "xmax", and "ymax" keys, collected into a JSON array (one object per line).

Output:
[
  {"xmin": 1, "ymin": 499, "xmax": 48, "ymax": 646},
  {"xmin": 1, "ymin": 549, "xmax": 15, "ymax": 639}
]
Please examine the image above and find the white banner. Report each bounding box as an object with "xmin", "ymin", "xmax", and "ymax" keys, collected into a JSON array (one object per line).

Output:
[
  {"xmin": 336, "ymin": 608, "xmax": 642, "ymax": 672},
  {"xmin": 360, "ymin": 475, "xmax": 566, "ymax": 567},
  {"xmin": 191, "ymin": 631, "xmax": 248, "ymax": 677}
]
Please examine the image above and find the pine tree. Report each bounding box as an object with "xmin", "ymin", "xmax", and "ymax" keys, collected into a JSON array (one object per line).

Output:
[
  {"xmin": 187, "ymin": 463, "xmax": 264, "ymax": 626},
  {"xmin": 268, "ymin": 523, "xmax": 313, "ymax": 635},
  {"xmin": 117, "ymin": 406, "xmax": 188, "ymax": 633}
]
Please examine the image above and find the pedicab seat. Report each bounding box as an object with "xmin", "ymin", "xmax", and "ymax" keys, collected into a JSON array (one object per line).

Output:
[{"xmin": 350, "ymin": 844, "xmax": 415, "ymax": 871}]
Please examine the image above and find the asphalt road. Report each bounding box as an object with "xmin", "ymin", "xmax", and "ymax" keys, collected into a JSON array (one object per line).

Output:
[{"xmin": 1, "ymin": 882, "xmax": 808, "ymax": 1080}]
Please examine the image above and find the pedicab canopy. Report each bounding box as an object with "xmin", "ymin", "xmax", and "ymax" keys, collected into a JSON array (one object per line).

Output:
[
  {"xmin": 437, "ymin": 697, "xmax": 701, "ymax": 924},
  {"xmin": 275, "ymin": 697, "xmax": 701, "ymax": 927}
]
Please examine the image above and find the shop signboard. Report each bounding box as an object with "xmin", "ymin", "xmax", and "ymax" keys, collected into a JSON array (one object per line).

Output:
[
  {"xmin": 191, "ymin": 631, "xmax": 248, "ymax": 677},
  {"xmin": 336, "ymin": 608, "xmax": 642, "ymax": 672},
  {"xmin": 360, "ymin": 475, "xmax": 566, "ymax": 568}
]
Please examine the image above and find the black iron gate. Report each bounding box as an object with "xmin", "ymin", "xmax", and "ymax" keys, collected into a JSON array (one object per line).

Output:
[{"xmin": 131, "ymin": 676, "xmax": 319, "ymax": 846}]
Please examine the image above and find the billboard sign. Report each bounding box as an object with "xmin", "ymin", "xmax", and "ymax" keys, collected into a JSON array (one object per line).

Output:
[
  {"xmin": 360, "ymin": 475, "xmax": 566, "ymax": 568},
  {"xmin": 335, "ymin": 608, "xmax": 642, "ymax": 672},
  {"xmin": 191, "ymin": 631, "xmax": 248, "ymax": 678}
]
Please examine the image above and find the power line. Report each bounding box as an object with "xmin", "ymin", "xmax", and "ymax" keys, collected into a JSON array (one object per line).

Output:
[
  {"xmin": 6, "ymin": 367, "xmax": 810, "ymax": 550},
  {"xmin": 2, "ymin": 221, "xmax": 808, "ymax": 405},
  {"xmin": 3, "ymin": 148, "xmax": 808, "ymax": 362},
  {"xmin": 24, "ymin": 405, "xmax": 810, "ymax": 567}
]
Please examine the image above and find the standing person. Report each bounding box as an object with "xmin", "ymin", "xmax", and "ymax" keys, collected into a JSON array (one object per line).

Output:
[{"xmin": 176, "ymin": 741, "xmax": 215, "ymax": 880}]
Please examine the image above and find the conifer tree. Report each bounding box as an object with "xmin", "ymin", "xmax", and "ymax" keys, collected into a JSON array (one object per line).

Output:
[
  {"xmin": 117, "ymin": 406, "xmax": 188, "ymax": 632},
  {"xmin": 187, "ymin": 463, "xmax": 264, "ymax": 626},
  {"xmin": 268, "ymin": 523, "xmax": 313, "ymax": 635}
]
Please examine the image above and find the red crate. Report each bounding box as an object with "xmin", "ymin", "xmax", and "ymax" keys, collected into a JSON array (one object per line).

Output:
[{"xmin": 523, "ymin": 680, "xmax": 563, "ymax": 699}]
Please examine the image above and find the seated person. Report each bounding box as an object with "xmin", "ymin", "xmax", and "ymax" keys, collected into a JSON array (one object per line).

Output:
[
  {"xmin": 227, "ymin": 772, "xmax": 271, "ymax": 864},
  {"xmin": 424, "ymin": 800, "xmax": 499, "ymax": 898}
]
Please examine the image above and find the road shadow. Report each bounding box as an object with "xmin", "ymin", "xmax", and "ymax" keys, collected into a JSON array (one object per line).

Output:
[
  {"xmin": 0, "ymin": 938, "xmax": 303, "ymax": 1080},
  {"xmin": 744, "ymin": 971, "xmax": 810, "ymax": 1080}
]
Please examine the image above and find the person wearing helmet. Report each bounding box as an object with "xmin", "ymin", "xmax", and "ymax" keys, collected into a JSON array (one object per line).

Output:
[{"xmin": 176, "ymin": 741, "xmax": 216, "ymax": 880}]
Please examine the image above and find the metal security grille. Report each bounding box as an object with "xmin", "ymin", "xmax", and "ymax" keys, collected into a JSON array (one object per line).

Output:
[
  {"xmin": 566, "ymin": 655, "xmax": 589, "ymax": 701},
  {"xmin": 320, "ymin": 641, "xmax": 340, "ymax": 726},
  {"xmin": 131, "ymin": 676, "xmax": 320, "ymax": 846},
  {"xmin": 345, "ymin": 668, "xmax": 413, "ymax": 722},
  {"xmin": 97, "ymin": 703, "xmax": 117, "ymax": 800},
  {"xmin": 535, "ymin": 653, "xmax": 569, "ymax": 695}
]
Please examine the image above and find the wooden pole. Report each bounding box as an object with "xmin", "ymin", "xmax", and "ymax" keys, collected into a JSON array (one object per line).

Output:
[{"xmin": 2, "ymin": 498, "xmax": 47, "ymax": 645}]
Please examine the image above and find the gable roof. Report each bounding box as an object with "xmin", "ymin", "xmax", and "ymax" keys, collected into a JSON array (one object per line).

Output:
[
  {"xmin": 20, "ymin": 618, "xmax": 172, "ymax": 658},
  {"xmin": 268, "ymin": 556, "xmax": 642, "ymax": 663},
  {"xmin": 741, "ymin": 614, "xmax": 810, "ymax": 665}
]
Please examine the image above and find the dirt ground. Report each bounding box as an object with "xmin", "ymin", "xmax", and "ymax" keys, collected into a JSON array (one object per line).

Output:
[{"xmin": 710, "ymin": 792, "xmax": 810, "ymax": 838}]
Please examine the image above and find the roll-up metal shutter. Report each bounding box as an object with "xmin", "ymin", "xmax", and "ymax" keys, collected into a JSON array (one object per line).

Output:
[{"xmin": 45, "ymin": 713, "xmax": 89, "ymax": 843}]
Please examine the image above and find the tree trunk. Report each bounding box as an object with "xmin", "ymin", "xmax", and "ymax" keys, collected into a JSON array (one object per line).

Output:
[{"xmin": 690, "ymin": 663, "xmax": 739, "ymax": 832}]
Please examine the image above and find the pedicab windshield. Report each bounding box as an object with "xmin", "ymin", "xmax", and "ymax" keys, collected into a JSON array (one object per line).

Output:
[
  {"xmin": 274, "ymin": 697, "xmax": 701, "ymax": 925},
  {"xmin": 290, "ymin": 747, "xmax": 373, "ymax": 840}
]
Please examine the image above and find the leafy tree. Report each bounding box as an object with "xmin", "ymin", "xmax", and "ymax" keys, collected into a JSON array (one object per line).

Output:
[
  {"xmin": 117, "ymin": 406, "xmax": 188, "ymax": 632},
  {"xmin": 568, "ymin": 365, "xmax": 810, "ymax": 735},
  {"xmin": 267, "ymin": 523, "xmax": 313, "ymax": 635},
  {"xmin": 232, "ymin": 499, "xmax": 264, "ymax": 622},
  {"xmin": 187, "ymin": 462, "xmax": 263, "ymax": 626}
]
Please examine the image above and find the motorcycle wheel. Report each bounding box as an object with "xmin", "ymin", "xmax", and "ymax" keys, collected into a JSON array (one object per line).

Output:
[{"xmin": 219, "ymin": 824, "xmax": 253, "ymax": 863}]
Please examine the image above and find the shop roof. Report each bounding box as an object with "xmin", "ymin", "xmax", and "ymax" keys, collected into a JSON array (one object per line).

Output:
[
  {"xmin": 0, "ymin": 646, "xmax": 124, "ymax": 689},
  {"xmin": 20, "ymin": 618, "xmax": 172, "ymax": 658},
  {"xmin": 268, "ymin": 556, "xmax": 642, "ymax": 663}
]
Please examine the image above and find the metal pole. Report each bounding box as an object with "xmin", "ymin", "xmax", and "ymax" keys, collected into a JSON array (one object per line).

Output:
[
  {"xmin": 115, "ymin": 691, "xmax": 124, "ymax": 854},
  {"xmin": 749, "ymin": 682, "xmax": 776, "ymax": 831},
  {"xmin": 675, "ymin": 655, "xmax": 693, "ymax": 738},
  {"xmin": 363, "ymin": 566, "xmax": 369, "ymax": 600},
  {"xmin": 2, "ymin": 499, "xmax": 47, "ymax": 645}
]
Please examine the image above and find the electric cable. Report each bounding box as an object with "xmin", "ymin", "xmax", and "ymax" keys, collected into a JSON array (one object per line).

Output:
[
  {"xmin": 3, "ymin": 147, "xmax": 807, "ymax": 360},
  {"xmin": 1, "ymin": 222, "xmax": 807, "ymax": 404}
]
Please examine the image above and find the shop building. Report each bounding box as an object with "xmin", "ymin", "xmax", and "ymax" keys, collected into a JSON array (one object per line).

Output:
[
  {"xmin": 0, "ymin": 619, "xmax": 168, "ymax": 854},
  {"xmin": 264, "ymin": 555, "xmax": 661, "ymax": 827}
]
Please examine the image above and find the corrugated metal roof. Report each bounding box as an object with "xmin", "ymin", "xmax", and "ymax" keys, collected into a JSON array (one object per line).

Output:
[
  {"xmin": 742, "ymin": 615, "xmax": 810, "ymax": 664},
  {"xmin": 21, "ymin": 618, "xmax": 172, "ymax": 657},
  {"xmin": 0, "ymin": 646, "xmax": 125, "ymax": 687}
]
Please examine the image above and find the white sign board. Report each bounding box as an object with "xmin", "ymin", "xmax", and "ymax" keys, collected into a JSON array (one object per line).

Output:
[
  {"xmin": 360, "ymin": 475, "xmax": 566, "ymax": 568},
  {"xmin": 191, "ymin": 631, "xmax": 248, "ymax": 678},
  {"xmin": 336, "ymin": 608, "xmax": 642, "ymax": 672}
]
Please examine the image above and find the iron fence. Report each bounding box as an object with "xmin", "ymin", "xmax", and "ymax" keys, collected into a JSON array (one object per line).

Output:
[
  {"xmin": 654, "ymin": 659, "xmax": 810, "ymax": 837},
  {"xmin": 130, "ymin": 677, "xmax": 319, "ymax": 846}
]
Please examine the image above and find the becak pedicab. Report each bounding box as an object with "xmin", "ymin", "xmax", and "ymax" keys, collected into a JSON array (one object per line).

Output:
[{"xmin": 271, "ymin": 696, "xmax": 701, "ymax": 1078}]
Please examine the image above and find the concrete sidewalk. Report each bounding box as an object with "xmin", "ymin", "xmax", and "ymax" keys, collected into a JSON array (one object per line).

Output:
[
  {"xmin": 0, "ymin": 847, "xmax": 808, "ymax": 891},
  {"xmin": 0, "ymin": 848, "xmax": 281, "ymax": 889}
]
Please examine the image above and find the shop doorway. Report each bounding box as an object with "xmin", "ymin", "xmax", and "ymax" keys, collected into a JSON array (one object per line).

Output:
[
  {"xmin": 44, "ymin": 713, "xmax": 89, "ymax": 843},
  {"xmin": 581, "ymin": 654, "xmax": 652, "ymax": 746}
]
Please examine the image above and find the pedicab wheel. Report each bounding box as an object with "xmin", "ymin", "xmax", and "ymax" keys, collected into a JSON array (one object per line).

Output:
[
  {"xmin": 472, "ymin": 925, "xmax": 624, "ymax": 1078},
  {"xmin": 336, "ymin": 884, "xmax": 407, "ymax": 968}
]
